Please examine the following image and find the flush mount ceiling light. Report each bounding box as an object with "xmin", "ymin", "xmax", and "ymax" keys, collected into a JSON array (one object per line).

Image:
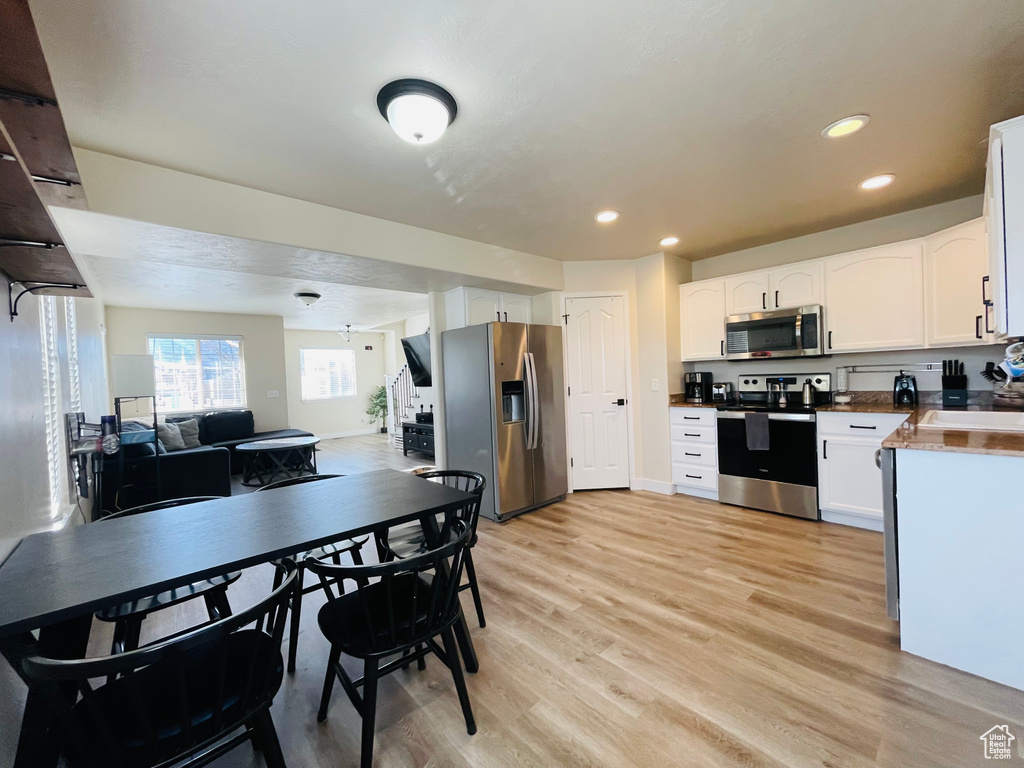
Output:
[
  {"xmin": 377, "ymin": 79, "xmax": 458, "ymax": 144},
  {"xmin": 859, "ymin": 173, "xmax": 895, "ymax": 190},
  {"xmin": 339, "ymin": 324, "xmax": 354, "ymax": 342},
  {"xmin": 595, "ymin": 210, "xmax": 619, "ymax": 223},
  {"xmin": 822, "ymin": 114, "xmax": 870, "ymax": 138},
  {"xmin": 294, "ymin": 291, "xmax": 321, "ymax": 307},
  {"xmin": 659, "ymin": 236, "xmax": 680, "ymax": 247}
]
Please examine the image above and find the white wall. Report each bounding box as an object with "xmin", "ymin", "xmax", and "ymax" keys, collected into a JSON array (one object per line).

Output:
[
  {"xmin": 692, "ymin": 195, "xmax": 983, "ymax": 280},
  {"xmin": 104, "ymin": 307, "xmax": 289, "ymax": 431},
  {"xmin": 0, "ymin": 294, "xmax": 108, "ymax": 540},
  {"xmin": 284, "ymin": 329, "xmax": 385, "ymax": 437}
]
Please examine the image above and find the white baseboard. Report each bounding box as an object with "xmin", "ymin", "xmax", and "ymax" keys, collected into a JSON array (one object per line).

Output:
[
  {"xmin": 820, "ymin": 509, "xmax": 883, "ymax": 532},
  {"xmin": 316, "ymin": 427, "xmax": 380, "ymax": 439},
  {"xmin": 638, "ymin": 478, "xmax": 677, "ymax": 495},
  {"xmin": 674, "ymin": 485, "xmax": 719, "ymax": 501}
]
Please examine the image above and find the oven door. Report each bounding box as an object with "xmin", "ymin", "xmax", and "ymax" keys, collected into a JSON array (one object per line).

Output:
[
  {"xmin": 725, "ymin": 305, "xmax": 823, "ymax": 360},
  {"xmin": 716, "ymin": 411, "xmax": 819, "ymax": 519}
]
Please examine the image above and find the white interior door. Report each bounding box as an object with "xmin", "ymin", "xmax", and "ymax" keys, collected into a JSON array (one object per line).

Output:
[{"xmin": 565, "ymin": 296, "xmax": 630, "ymax": 489}]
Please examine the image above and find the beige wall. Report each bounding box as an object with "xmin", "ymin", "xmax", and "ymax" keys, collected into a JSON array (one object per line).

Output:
[
  {"xmin": 0, "ymin": 295, "xmax": 108, "ymax": 539},
  {"xmin": 104, "ymin": 307, "xmax": 289, "ymax": 431},
  {"xmin": 284, "ymin": 329, "xmax": 385, "ymax": 437},
  {"xmin": 692, "ymin": 195, "xmax": 983, "ymax": 280}
]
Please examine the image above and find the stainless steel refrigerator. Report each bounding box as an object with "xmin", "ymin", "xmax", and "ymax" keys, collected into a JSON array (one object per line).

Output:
[{"xmin": 442, "ymin": 322, "xmax": 568, "ymax": 522}]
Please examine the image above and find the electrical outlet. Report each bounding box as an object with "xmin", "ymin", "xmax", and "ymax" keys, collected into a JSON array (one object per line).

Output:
[
  {"xmin": 651, "ymin": 378, "xmax": 660, "ymax": 391},
  {"xmin": 267, "ymin": 390, "xmax": 280, "ymax": 398}
]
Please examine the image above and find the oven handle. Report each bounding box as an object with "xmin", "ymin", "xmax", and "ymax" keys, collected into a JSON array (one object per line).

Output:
[{"xmin": 716, "ymin": 411, "xmax": 816, "ymax": 422}]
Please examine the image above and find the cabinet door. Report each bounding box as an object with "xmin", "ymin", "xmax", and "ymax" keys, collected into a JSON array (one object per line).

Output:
[
  {"xmin": 724, "ymin": 272, "xmax": 771, "ymax": 315},
  {"xmin": 500, "ymin": 294, "xmax": 532, "ymax": 323},
  {"xmin": 770, "ymin": 262, "xmax": 823, "ymax": 309},
  {"xmin": 465, "ymin": 288, "xmax": 501, "ymax": 325},
  {"xmin": 817, "ymin": 435, "xmax": 884, "ymax": 519},
  {"xmin": 824, "ymin": 241, "xmax": 924, "ymax": 353},
  {"xmin": 925, "ymin": 218, "xmax": 991, "ymax": 347},
  {"xmin": 680, "ymin": 281, "xmax": 726, "ymax": 360}
]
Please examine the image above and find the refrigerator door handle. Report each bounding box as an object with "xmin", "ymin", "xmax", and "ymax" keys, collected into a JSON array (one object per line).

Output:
[{"xmin": 525, "ymin": 352, "xmax": 539, "ymax": 450}]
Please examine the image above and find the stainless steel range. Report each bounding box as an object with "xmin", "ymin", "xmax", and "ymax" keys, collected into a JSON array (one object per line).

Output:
[{"xmin": 716, "ymin": 373, "xmax": 832, "ymax": 520}]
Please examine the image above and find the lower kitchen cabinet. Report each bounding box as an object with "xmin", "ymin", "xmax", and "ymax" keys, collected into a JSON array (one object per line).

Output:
[
  {"xmin": 670, "ymin": 407, "xmax": 718, "ymax": 498},
  {"xmin": 817, "ymin": 412, "xmax": 909, "ymax": 530}
]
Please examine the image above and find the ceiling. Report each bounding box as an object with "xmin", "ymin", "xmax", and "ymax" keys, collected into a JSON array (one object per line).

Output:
[{"xmin": 29, "ymin": 0, "xmax": 1024, "ymax": 262}]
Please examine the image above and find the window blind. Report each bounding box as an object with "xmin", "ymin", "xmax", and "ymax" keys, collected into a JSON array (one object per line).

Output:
[
  {"xmin": 300, "ymin": 348, "xmax": 357, "ymax": 400},
  {"xmin": 40, "ymin": 296, "xmax": 64, "ymax": 519},
  {"xmin": 147, "ymin": 335, "xmax": 246, "ymax": 412}
]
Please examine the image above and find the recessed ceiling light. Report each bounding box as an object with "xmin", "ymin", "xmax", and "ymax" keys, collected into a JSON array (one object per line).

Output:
[
  {"xmin": 377, "ymin": 79, "xmax": 458, "ymax": 145},
  {"xmin": 859, "ymin": 174, "xmax": 895, "ymax": 190},
  {"xmin": 659, "ymin": 236, "xmax": 680, "ymax": 247},
  {"xmin": 595, "ymin": 211, "xmax": 619, "ymax": 223},
  {"xmin": 823, "ymin": 115, "xmax": 870, "ymax": 138}
]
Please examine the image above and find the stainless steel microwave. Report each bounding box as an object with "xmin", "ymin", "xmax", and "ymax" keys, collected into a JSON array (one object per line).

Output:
[{"xmin": 724, "ymin": 305, "xmax": 824, "ymax": 360}]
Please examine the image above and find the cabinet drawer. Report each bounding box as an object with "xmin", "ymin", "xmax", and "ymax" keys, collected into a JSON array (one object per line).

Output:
[
  {"xmin": 817, "ymin": 412, "xmax": 908, "ymax": 438},
  {"xmin": 670, "ymin": 424, "xmax": 716, "ymax": 444},
  {"xmin": 672, "ymin": 462, "xmax": 717, "ymax": 490},
  {"xmin": 669, "ymin": 407, "xmax": 716, "ymax": 427},
  {"xmin": 670, "ymin": 441, "xmax": 717, "ymax": 467}
]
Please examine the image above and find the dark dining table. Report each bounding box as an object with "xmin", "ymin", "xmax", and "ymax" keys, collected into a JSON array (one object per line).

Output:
[{"xmin": 0, "ymin": 469, "xmax": 478, "ymax": 768}]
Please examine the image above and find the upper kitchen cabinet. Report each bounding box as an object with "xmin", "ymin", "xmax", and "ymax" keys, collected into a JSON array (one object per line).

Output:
[
  {"xmin": 445, "ymin": 287, "xmax": 533, "ymax": 329},
  {"xmin": 925, "ymin": 218, "xmax": 993, "ymax": 347},
  {"xmin": 987, "ymin": 115, "xmax": 1024, "ymax": 337},
  {"xmin": 770, "ymin": 261, "xmax": 823, "ymax": 309},
  {"xmin": 724, "ymin": 272, "xmax": 771, "ymax": 315},
  {"xmin": 680, "ymin": 280, "xmax": 726, "ymax": 360},
  {"xmin": 824, "ymin": 241, "xmax": 924, "ymax": 353}
]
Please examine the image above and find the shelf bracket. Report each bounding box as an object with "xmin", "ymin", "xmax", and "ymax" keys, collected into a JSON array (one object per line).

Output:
[{"xmin": 8, "ymin": 277, "xmax": 83, "ymax": 322}]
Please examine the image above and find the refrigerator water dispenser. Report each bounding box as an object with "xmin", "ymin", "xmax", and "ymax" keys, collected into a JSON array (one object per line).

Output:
[{"xmin": 501, "ymin": 380, "xmax": 526, "ymax": 423}]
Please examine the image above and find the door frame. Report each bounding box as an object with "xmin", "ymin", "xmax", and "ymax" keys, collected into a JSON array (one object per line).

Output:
[{"xmin": 559, "ymin": 291, "xmax": 636, "ymax": 493}]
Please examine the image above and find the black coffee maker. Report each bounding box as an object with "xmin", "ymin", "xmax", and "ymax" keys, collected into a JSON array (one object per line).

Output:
[
  {"xmin": 684, "ymin": 372, "xmax": 713, "ymax": 404},
  {"xmin": 893, "ymin": 371, "xmax": 918, "ymax": 406}
]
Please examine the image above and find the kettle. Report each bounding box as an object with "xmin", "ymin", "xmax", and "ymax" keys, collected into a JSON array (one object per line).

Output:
[
  {"xmin": 893, "ymin": 371, "xmax": 918, "ymax": 406},
  {"xmin": 801, "ymin": 379, "xmax": 816, "ymax": 406}
]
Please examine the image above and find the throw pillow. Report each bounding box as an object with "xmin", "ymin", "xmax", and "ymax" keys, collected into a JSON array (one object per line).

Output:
[
  {"xmin": 155, "ymin": 421, "xmax": 186, "ymax": 452},
  {"xmin": 176, "ymin": 418, "xmax": 202, "ymax": 449}
]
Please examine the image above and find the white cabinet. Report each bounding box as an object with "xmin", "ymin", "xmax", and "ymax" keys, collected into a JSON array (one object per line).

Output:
[
  {"xmin": 817, "ymin": 412, "xmax": 909, "ymax": 530},
  {"xmin": 986, "ymin": 115, "xmax": 1024, "ymax": 337},
  {"xmin": 724, "ymin": 272, "xmax": 771, "ymax": 315},
  {"xmin": 823, "ymin": 241, "xmax": 924, "ymax": 353},
  {"xmin": 670, "ymin": 407, "xmax": 718, "ymax": 497},
  {"xmin": 679, "ymin": 280, "xmax": 725, "ymax": 361},
  {"xmin": 445, "ymin": 288, "xmax": 533, "ymax": 328},
  {"xmin": 771, "ymin": 261, "xmax": 823, "ymax": 309},
  {"xmin": 925, "ymin": 218, "xmax": 993, "ymax": 347}
]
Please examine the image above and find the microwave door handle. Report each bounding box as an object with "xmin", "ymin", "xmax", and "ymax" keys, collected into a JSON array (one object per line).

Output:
[{"xmin": 794, "ymin": 312, "xmax": 802, "ymax": 349}]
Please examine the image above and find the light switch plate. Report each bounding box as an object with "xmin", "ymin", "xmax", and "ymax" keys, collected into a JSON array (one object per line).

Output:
[
  {"xmin": 267, "ymin": 390, "xmax": 280, "ymax": 398},
  {"xmin": 651, "ymin": 378, "xmax": 660, "ymax": 391}
]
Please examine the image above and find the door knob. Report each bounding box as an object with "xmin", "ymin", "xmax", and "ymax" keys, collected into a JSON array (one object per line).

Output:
[{"xmin": 611, "ymin": 398, "xmax": 627, "ymax": 406}]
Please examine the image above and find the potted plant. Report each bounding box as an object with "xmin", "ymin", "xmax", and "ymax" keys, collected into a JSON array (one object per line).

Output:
[{"xmin": 366, "ymin": 385, "xmax": 389, "ymax": 433}]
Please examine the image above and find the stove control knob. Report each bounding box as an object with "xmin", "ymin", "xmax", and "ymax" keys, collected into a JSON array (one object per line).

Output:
[
  {"xmin": 752, "ymin": 378, "xmax": 759, "ymax": 385},
  {"xmin": 743, "ymin": 379, "xmax": 750, "ymax": 385}
]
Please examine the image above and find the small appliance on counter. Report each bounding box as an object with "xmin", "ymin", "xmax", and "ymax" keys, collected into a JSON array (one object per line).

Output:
[
  {"xmin": 941, "ymin": 359, "xmax": 968, "ymax": 407},
  {"xmin": 710, "ymin": 382, "xmax": 734, "ymax": 403},
  {"xmin": 893, "ymin": 371, "xmax": 918, "ymax": 406},
  {"xmin": 684, "ymin": 372, "xmax": 713, "ymax": 403}
]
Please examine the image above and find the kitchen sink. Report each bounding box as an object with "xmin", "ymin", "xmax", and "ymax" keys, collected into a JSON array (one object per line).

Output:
[{"xmin": 917, "ymin": 409, "xmax": 1024, "ymax": 432}]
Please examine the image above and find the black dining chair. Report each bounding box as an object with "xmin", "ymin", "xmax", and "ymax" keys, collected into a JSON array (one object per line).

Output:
[
  {"xmin": 21, "ymin": 561, "xmax": 299, "ymax": 768},
  {"xmin": 94, "ymin": 496, "xmax": 241, "ymax": 654},
  {"xmin": 308, "ymin": 518, "xmax": 476, "ymax": 768},
  {"xmin": 375, "ymin": 470, "xmax": 487, "ymax": 627},
  {"xmin": 256, "ymin": 473, "xmax": 368, "ymax": 673}
]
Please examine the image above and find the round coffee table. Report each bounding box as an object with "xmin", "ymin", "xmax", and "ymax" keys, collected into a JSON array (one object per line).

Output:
[{"xmin": 236, "ymin": 436, "xmax": 321, "ymax": 487}]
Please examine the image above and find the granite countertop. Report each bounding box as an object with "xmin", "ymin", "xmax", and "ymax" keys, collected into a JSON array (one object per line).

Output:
[{"xmin": 880, "ymin": 409, "xmax": 1024, "ymax": 457}]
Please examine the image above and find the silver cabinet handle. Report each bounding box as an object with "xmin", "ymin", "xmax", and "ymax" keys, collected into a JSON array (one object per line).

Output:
[{"xmin": 874, "ymin": 448, "xmax": 882, "ymax": 469}]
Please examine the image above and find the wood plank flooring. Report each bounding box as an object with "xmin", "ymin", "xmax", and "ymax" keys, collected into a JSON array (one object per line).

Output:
[{"xmin": 3, "ymin": 438, "xmax": 1022, "ymax": 767}]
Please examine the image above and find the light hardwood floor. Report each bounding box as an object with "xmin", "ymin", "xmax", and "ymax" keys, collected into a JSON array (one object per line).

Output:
[{"xmin": 3, "ymin": 437, "xmax": 1022, "ymax": 768}]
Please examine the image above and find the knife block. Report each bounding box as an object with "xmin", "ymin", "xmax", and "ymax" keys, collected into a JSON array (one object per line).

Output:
[{"xmin": 942, "ymin": 375, "xmax": 968, "ymax": 407}]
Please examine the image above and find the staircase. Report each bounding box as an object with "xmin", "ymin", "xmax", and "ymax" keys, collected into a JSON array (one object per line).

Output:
[{"xmin": 387, "ymin": 364, "xmax": 420, "ymax": 450}]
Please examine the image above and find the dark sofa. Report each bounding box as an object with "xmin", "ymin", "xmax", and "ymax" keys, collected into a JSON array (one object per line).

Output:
[{"xmin": 98, "ymin": 410, "xmax": 312, "ymax": 514}]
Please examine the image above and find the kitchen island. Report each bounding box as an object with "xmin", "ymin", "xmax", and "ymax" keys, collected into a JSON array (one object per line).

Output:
[{"xmin": 882, "ymin": 413, "xmax": 1024, "ymax": 691}]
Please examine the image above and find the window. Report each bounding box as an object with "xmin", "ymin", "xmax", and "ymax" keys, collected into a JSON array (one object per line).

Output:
[
  {"xmin": 300, "ymin": 348, "xmax": 357, "ymax": 401},
  {"xmin": 64, "ymin": 297, "xmax": 82, "ymax": 412},
  {"xmin": 40, "ymin": 296, "xmax": 65, "ymax": 519},
  {"xmin": 147, "ymin": 335, "xmax": 246, "ymax": 412}
]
